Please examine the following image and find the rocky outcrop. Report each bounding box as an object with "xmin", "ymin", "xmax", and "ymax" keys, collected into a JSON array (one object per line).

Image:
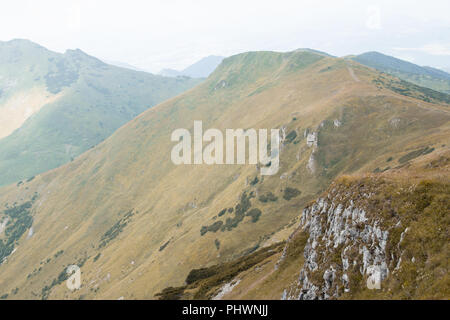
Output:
[
  {"xmin": 306, "ymin": 132, "xmax": 318, "ymax": 148},
  {"xmin": 212, "ymin": 280, "xmax": 241, "ymax": 300},
  {"xmin": 282, "ymin": 182, "xmax": 402, "ymax": 300},
  {"xmin": 307, "ymin": 152, "xmax": 317, "ymax": 174}
]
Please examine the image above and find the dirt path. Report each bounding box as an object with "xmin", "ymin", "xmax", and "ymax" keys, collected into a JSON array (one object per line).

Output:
[
  {"xmin": 347, "ymin": 66, "xmax": 360, "ymax": 82},
  {"xmin": 224, "ymin": 258, "xmax": 279, "ymax": 299}
]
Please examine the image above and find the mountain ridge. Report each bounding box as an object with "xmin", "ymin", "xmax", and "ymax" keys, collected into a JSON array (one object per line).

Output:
[
  {"xmin": 0, "ymin": 48, "xmax": 448, "ymax": 300},
  {"xmin": 0, "ymin": 39, "xmax": 202, "ymax": 186},
  {"xmin": 160, "ymin": 55, "xmax": 224, "ymax": 78},
  {"xmin": 351, "ymin": 51, "xmax": 450, "ymax": 94}
]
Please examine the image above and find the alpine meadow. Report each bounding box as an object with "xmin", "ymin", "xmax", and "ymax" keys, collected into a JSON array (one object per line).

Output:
[{"xmin": 0, "ymin": 0, "xmax": 449, "ymax": 306}]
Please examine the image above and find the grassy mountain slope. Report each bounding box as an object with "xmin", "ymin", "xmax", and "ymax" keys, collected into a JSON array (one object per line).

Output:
[
  {"xmin": 0, "ymin": 49, "xmax": 449, "ymax": 300},
  {"xmin": 0, "ymin": 39, "xmax": 201, "ymax": 186},
  {"xmin": 171, "ymin": 149, "xmax": 449, "ymax": 300},
  {"xmin": 351, "ymin": 51, "xmax": 450, "ymax": 94}
]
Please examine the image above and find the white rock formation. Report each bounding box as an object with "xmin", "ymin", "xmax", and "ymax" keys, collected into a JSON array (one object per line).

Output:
[
  {"xmin": 389, "ymin": 118, "xmax": 401, "ymax": 128},
  {"xmin": 27, "ymin": 227, "xmax": 34, "ymax": 239},
  {"xmin": 307, "ymin": 152, "xmax": 317, "ymax": 174},
  {"xmin": 282, "ymin": 187, "xmax": 400, "ymax": 300},
  {"xmin": 306, "ymin": 132, "xmax": 318, "ymax": 148},
  {"xmin": 212, "ymin": 279, "xmax": 241, "ymax": 300}
]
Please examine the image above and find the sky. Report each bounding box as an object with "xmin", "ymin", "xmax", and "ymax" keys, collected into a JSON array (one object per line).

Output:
[{"xmin": 0, "ymin": 0, "xmax": 449, "ymax": 73}]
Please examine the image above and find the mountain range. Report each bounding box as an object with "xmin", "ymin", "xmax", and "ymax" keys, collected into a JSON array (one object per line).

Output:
[
  {"xmin": 160, "ymin": 55, "xmax": 224, "ymax": 78},
  {"xmin": 0, "ymin": 44, "xmax": 448, "ymax": 300},
  {"xmin": 351, "ymin": 51, "xmax": 450, "ymax": 94},
  {"xmin": 0, "ymin": 39, "xmax": 201, "ymax": 187}
]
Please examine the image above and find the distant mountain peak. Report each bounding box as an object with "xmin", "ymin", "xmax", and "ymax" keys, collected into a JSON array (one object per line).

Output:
[
  {"xmin": 0, "ymin": 39, "xmax": 202, "ymax": 186},
  {"xmin": 64, "ymin": 48, "xmax": 106, "ymax": 65},
  {"xmin": 2, "ymin": 38, "xmax": 40, "ymax": 45},
  {"xmin": 0, "ymin": 38, "xmax": 48, "ymax": 52},
  {"xmin": 294, "ymin": 48, "xmax": 334, "ymax": 57},
  {"xmin": 103, "ymin": 60, "xmax": 147, "ymax": 72},
  {"xmin": 182, "ymin": 55, "xmax": 224, "ymax": 78},
  {"xmin": 159, "ymin": 68, "xmax": 183, "ymax": 78},
  {"xmin": 352, "ymin": 51, "xmax": 450, "ymax": 93},
  {"xmin": 159, "ymin": 55, "xmax": 225, "ymax": 78}
]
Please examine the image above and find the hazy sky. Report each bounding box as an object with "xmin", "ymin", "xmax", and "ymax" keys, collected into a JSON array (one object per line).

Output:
[{"xmin": 0, "ymin": 0, "xmax": 449, "ymax": 73}]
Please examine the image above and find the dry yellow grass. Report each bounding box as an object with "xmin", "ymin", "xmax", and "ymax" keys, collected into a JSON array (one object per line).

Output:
[{"xmin": 0, "ymin": 51, "xmax": 448, "ymax": 300}]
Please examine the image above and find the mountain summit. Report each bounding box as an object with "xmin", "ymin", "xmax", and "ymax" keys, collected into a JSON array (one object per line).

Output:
[{"xmin": 0, "ymin": 40, "xmax": 202, "ymax": 186}]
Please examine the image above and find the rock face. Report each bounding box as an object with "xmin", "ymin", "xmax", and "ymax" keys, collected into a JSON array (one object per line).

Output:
[
  {"xmin": 307, "ymin": 152, "xmax": 317, "ymax": 174},
  {"xmin": 282, "ymin": 182, "xmax": 400, "ymax": 300},
  {"xmin": 212, "ymin": 279, "xmax": 241, "ymax": 300},
  {"xmin": 306, "ymin": 132, "xmax": 318, "ymax": 148},
  {"xmin": 0, "ymin": 217, "xmax": 8, "ymax": 234},
  {"xmin": 389, "ymin": 118, "xmax": 402, "ymax": 128}
]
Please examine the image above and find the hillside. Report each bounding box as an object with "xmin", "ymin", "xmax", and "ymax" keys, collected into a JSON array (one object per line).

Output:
[
  {"xmin": 0, "ymin": 49, "xmax": 449, "ymax": 300},
  {"xmin": 0, "ymin": 39, "xmax": 201, "ymax": 186},
  {"xmin": 352, "ymin": 51, "xmax": 450, "ymax": 94},
  {"xmin": 158, "ymin": 149, "xmax": 449, "ymax": 300}
]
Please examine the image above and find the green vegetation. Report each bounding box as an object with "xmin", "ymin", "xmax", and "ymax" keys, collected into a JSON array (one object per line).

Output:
[
  {"xmin": 258, "ymin": 192, "xmax": 278, "ymax": 203},
  {"xmin": 185, "ymin": 268, "xmax": 218, "ymax": 285},
  {"xmin": 353, "ymin": 51, "xmax": 450, "ymax": 95},
  {"xmin": 218, "ymin": 208, "xmax": 227, "ymax": 217},
  {"xmin": 346, "ymin": 179, "xmax": 449, "ymax": 299},
  {"xmin": 0, "ymin": 40, "xmax": 202, "ymax": 187},
  {"xmin": 285, "ymin": 130, "xmax": 297, "ymax": 143},
  {"xmin": 222, "ymin": 192, "xmax": 253, "ymax": 232},
  {"xmin": 44, "ymin": 58, "xmax": 79, "ymax": 94},
  {"xmin": 214, "ymin": 239, "xmax": 221, "ymax": 250},
  {"xmin": 249, "ymin": 176, "xmax": 259, "ymax": 185},
  {"xmin": 154, "ymin": 286, "xmax": 187, "ymax": 300},
  {"xmin": 398, "ymin": 146, "xmax": 435, "ymax": 164},
  {"xmin": 372, "ymin": 76, "xmax": 450, "ymax": 104},
  {"xmin": 159, "ymin": 240, "xmax": 170, "ymax": 252},
  {"xmin": 41, "ymin": 257, "xmax": 87, "ymax": 300},
  {"xmin": 283, "ymin": 187, "xmax": 301, "ymax": 201},
  {"xmin": 278, "ymin": 231, "xmax": 309, "ymax": 269},
  {"xmin": 209, "ymin": 51, "xmax": 323, "ymax": 91},
  {"xmin": 0, "ymin": 200, "xmax": 35, "ymax": 262},
  {"xmin": 54, "ymin": 250, "xmax": 64, "ymax": 258},
  {"xmin": 99, "ymin": 210, "xmax": 135, "ymax": 248},
  {"xmin": 189, "ymin": 243, "xmax": 283, "ymax": 299},
  {"xmin": 200, "ymin": 221, "xmax": 224, "ymax": 236},
  {"xmin": 1, "ymin": 46, "xmax": 449, "ymax": 300},
  {"xmin": 156, "ymin": 243, "xmax": 284, "ymax": 300},
  {"xmin": 93, "ymin": 253, "xmax": 101, "ymax": 262},
  {"xmin": 246, "ymin": 208, "xmax": 262, "ymax": 223}
]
